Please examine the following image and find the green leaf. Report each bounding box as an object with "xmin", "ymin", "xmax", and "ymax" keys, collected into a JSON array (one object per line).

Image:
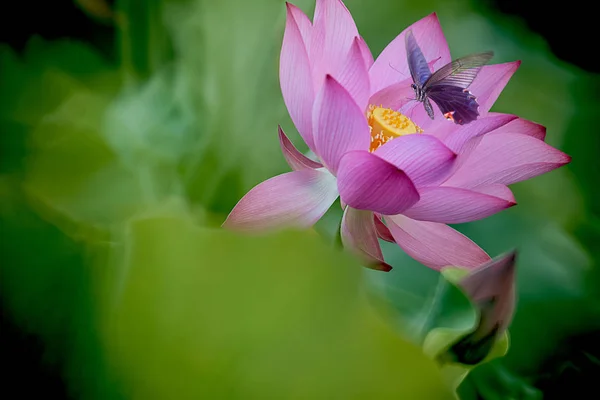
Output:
[
  {"xmin": 367, "ymin": 260, "xmax": 513, "ymax": 393},
  {"xmin": 436, "ymin": 332, "xmax": 511, "ymax": 395},
  {"xmin": 457, "ymin": 359, "xmax": 543, "ymax": 400},
  {"xmin": 366, "ymin": 252, "xmax": 479, "ymax": 356},
  {"xmin": 101, "ymin": 204, "xmax": 456, "ymax": 399}
]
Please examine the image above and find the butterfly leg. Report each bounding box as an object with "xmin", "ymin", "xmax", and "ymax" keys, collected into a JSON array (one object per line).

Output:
[{"xmin": 423, "ymin": 97, "xmax": 435, "ymax": 120}]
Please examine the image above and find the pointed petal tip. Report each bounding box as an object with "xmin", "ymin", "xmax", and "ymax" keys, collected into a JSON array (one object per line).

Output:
[
  {"xmin": 424, "ymin": 11, "xmax": 439, "ymax": 21},
  {"xmin": 486, "ymin": 248, "xmax": 518, "ymax": 272},
  {"xmin": 555, "ymin": 150, "xmax": 572, "ymax": 166},
  {"xmin": 486, "ymin": 249, "xmax": 518, "ymax": 278},
  {"xmin": 403, "ymin": 185, "xmax": 517, "ymax": 224},
  {"xmin": 285, "ymin": 1, "xmax": 311, "ymax": 21},
  {"xmin": 280, "ymin": 4, "xmax": 315, "ymax": 152},
  {"xmin": 278, "ymin": 125, "xmax": 323, "ymax": 170},
  {"xmin": 422, "ymin": 12, "xmax": 444, "ymax": 32},
  {"xmin": 493, "ymin": 116, "xmax": 546, "ymax": 141},
  {"xmin": 501, "ymin": 193, "xmax": 517, "ymax": 209},
  {"xmin": 370, "ymin": 262, "xmax": 393, "ymax": 272},
  {"xmin": 445, "ymin": 133, "xmax": 571, "ymax": 187},
  {"xmin": 221, "ymin": 214, "xmax": 239, "ymax": 231},
  {"xmin": 223, "ymin": 170, "xmax": 338, "ymax": 232},
  {"xmin": 537, "ymin": 124, "xmax": 547, "ymax": 141},
  {"xmin": 374, "ymin": 214, "xmax": 395, "ymax": 242},
  {"xmin": 504, "ymin": 249, "xmax": 518, "ymax": 263},
  {"xmin": 386, "ymin": 216, "xmax": 490, "ymax": 270},
  {"xmin": 505, "ymin": 60, "xmax": 521, "ymax": 73}
]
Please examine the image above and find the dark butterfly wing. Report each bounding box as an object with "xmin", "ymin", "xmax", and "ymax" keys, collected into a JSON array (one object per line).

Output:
[
  {"xmin": 424, "ymin": 52, "xmax": 493, "ymax": 89},
  {"xmin": 405, "ymin": 30, "xmax": 432, "ymax": 86},
  {"xmin": 426, "ymin": 85, "xmax": 480, "ymax": 125},
  {"xmin": 423, "ymin": 52, "xmax": 493, "ymax": 124}
]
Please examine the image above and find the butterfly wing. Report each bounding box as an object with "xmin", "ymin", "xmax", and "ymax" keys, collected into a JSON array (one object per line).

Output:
[
  {"xmin": 425, "ymin": 85, "xmax": 480, "ymax": 125},
  {"xmin": 424, "ymin": 52, "xmax": 493, "ymax": 88},
  {"xmin": 405, "ymin": 30, "xmax": 432, "ymax": 86},
  {"xmin": 424, "ymin": 52, "xmax": 493, "ymax": 124}
]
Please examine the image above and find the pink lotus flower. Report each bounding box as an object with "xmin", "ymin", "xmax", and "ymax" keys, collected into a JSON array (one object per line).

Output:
[{"xmin": 223, "ymin": 0, "xmax": 570, "ymax": 271}]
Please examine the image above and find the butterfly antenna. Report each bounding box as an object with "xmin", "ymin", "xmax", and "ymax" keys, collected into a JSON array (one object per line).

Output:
[{"xmin": 388, "ymin": 62, "xmax": 407, "ymax": 79}]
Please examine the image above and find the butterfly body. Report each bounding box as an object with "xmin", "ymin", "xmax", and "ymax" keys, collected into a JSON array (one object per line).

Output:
[
  {"xmin": 410, "ymin": 82, "xmax": 434, "ymax": 119},
  {"xmin": 405, "ymin": 30, "xmax": 493, "ymax": 125}
]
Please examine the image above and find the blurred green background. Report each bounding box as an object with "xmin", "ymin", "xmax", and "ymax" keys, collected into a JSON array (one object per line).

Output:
[{"xmin": 1, "ymin": 0, "xmax": 598, "ymax": 399}]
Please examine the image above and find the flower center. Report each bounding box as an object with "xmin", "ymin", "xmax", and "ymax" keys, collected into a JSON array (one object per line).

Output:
[{"xmin": 367, "ymin": 105, "xmax": 422, "ymax": 152}]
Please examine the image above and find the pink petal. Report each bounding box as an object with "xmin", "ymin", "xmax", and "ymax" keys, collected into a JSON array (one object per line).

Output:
[
  {"xmin": 356, "ymin": 35, "xmax": 374, "ymax": 70},
  {"xmin": 385, "ymin": 214, "xmax": 491, "ymax": 270},
  {"xmin": 278, "ymin": 125, "xmax": 323, "ymax": 171},
  {"xmin": 374, "ymin": 134, "xmax": 457, "ymax": 186},
  {"xmin": 399, "ymin": 99, "xmax": 444, "ymax": 131},
  {"xmin": 459, "ymin": 250, "xmax": 517, "ymax": 334},
  {"xmin": 334, "ymin": 37, "xmax": 370, "ymax": 110},
  {"xmin": 341, "ymin": 207, "xmax": 392, "ymax": 271},
  {"xmin": 486, "ymin": 114, "xmax": 546, "ymax": 141},
  {"xmin": 403, "ymin": 99, "xmax": 451, "ymax": 134},
  {"xmin": 312, "ymin": 75, "xmax": 370, "ymax": 174},
  {"xmin": 311, "ymin": 0, "xmax": 359, "ymax": 87},
  {"xmin": 403, "ymin": 186, "xmax": 516, "ymax": 224},
  {"xmin": 441, "ymin": 113, "xmax": 518, "ymax": 155},
  {"xmin": 472, "ymin": 184, "xmax": 515, "ymax": 203},
  {"xmin": 368, "ymin": 79, "xmax": 415, "ymax": 111},
  {"xmin": 223, "ymin": 169, "xmax": 338, "ymax": 231},
  {"xmin": 443, "ymin": 132, "xmax": 571, "ymax": 188},
  {"xmin": 337, "ymin": 150, "xmax": 419, "ymax": 215},
  {"xmin": 374, "ymin": 214, "xmax": 395, "ymax": 242},
  {"xmin": 370, "ymin": 13, "xmax": 451, "ymax": 93},
  {"xmin": 280, "ymin": 3, "xmax": 316, "ymax": 151},
  {"xmin": 287, "ymin": 3, "xmax": 312, "ymax": 49},
  {"xmin": 469, "ymin": 61, "xmax": 521, "ymax": 115}
]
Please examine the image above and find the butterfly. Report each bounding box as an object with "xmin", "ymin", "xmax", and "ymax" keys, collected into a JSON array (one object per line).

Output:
[{"xmin": 405, "ymin": 29, "xmax": 493, "ymax": 125}]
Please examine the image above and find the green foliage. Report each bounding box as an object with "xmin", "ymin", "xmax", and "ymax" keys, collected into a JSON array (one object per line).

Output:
[
  {"xmin": 101, "ymin": 204, "xmax": 455, "ymax": 399},
  {"xmin": 1, "ymin": 0, "xmax": 598, "ymax": 398}
]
